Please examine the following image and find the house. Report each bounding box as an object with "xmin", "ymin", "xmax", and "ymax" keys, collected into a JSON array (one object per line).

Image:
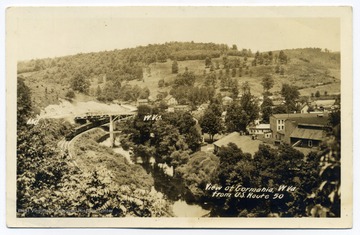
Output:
[
  {"xmin": 213, "ymin": 132, "xmax": 263, "ymax": 156},
  {"xmin": 165, "ymin": 95, "xmax": 178, "ymax": 106},
  {"xmin": 174, "ymin": 105, "xmax": 190, "ymax": 112},
  {"xmin": 272, "ymin": 100, "xmax": 285, "ymax": 107},
  {"xmin": 300, "ymin": 103, "xmax": 310, "ymax": 113},
  {"xmin": 222, "ymin": 96, "xmax": 233, "ymax": 106},
  {"xmin": 270, "ymin": 113, "xmax": 328, "ymax": 147},
  {"xmin": 197, "ymin": 103, "xmax": 209, "ymax": 111},
  {"xmin": 248, "ymin": 123, "xmax": 271, "ymax": 137},
  {"xmin": 137, "ymin": 99, "xmax": 149, "ymax": 106},
  {"xmin": 312, "ymin": 99, "xmax": 336, "ymax": 112},
  {"xmin": 167, "ymin": 107, "xmax": 175, "ymax": 113}
]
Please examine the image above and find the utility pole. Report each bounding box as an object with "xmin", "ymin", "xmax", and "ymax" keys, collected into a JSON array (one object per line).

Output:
[{"xmin": 109, "ymin": 115, "xmax": 114, "ymax": 147}]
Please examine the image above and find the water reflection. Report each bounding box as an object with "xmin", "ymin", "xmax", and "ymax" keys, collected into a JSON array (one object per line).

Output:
[{"xmin": 173, "ymin": 200, "xmax": 210, "ymax": 217}]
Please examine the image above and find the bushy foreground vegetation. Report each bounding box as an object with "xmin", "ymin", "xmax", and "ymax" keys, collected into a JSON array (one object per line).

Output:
[{"xmin": 17, "ymin": 79, "xmax": 171, "ymax": 217}]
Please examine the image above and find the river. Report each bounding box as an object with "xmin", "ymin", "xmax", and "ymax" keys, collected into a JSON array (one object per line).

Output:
[{"xmin": 99, "ymin": 136, "xmax": 210, "ymax": 217}]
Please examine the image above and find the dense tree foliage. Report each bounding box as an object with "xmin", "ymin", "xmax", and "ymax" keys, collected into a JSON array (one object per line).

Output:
[
  {"xmin": 17, "ymin": 79, "xmax": 169, "ymax": 217},
  {"xmin": 278, "ymin": 50, "xmax": 288, "ymax": 64},
  {"xmin": 172, "ymin": 60, "xmax": 179, "ymax": 74},
  {"xmin": 281, "ymin": 83, "xmax": 300, "ymax": 112},
  {"xmin": 71, "ymin": 73, "xmax": 91, "ymax": 94},
  {"xmin": 176, "ymin": 151, "xmax": 220, "ymax": 199},
  {"xmin": 17, "ymin": 76, "xmax": 33, "ymax": 127},
  {"xmin": 170, "ymin": 84, "xmax": 215, "ymax": 107},
  {"xmin": 17, "ymin": 117, "xmax": 170, "ymax": 217},
  {"xmin": 97, "ymin": 81, "xmax": 149, "ymax": 102},
  {"xmin": 204, "ymin": 72, "xmax": 217, "ymax": 88},
  {"xmin": 207, "ymin": 143, "xmax": 323, "ymax": 217},
  {"xmin": 225, "ymin": 89, "xmax": 259, "ymax": 132},
  {"xmin": 261, "ymin": 74, "xmax": 274, "ymax": 95},
  {"xmin": 261, "ymin": 96, "xmax": 274, "ymax": 123},
  {"xmin": 173, "ymin": 70, "xmax": 196, "ymax": 87},
  {"xmin": 200, "ymin": 106, "xmax": 223, "ymax": 142}
]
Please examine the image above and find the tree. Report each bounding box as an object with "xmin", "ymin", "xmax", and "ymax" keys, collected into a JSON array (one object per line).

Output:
[
  {"xmin": 229, "ymin": 79, "xmax": 239, "ymax": 99},
  {"xmin": 17, "ymin": 76, "xmax": 32, "ymax": 127},
  {"xmin": 281, "ymin": 84, "xmax": 300, "ymax": 112},
  {"xmin": 139, "ymin": 87, "xmax": 150, "ymax": 99},
  {"xmin": 173, "ymin": 70, "xmax": 196, "ymax": 88},
  {"xmin": 223, "ymin": 56, "xmax": 229, "ymax": 69},
  {"xmin": 273, "ymin": 104, "xmax": 288, "ymax": 114},
  {"xmin": 275, "ymin": 65, "xmax": 280, "ymax": 74},
  {"xmin": 215, "ymin": 61, "xmax": 220, "ymax": 70},
  {"xmin": 170, "ymin": 151, "xmax": 190, "ymax": 170},
  {"xmin": 200, "ymin": 108, "xmax": 223, "ymax": 142},
  {"xmin": 205, "ymin": 57, "xmax": 212, "ymax": 68},
  {"xmin": 65, "ymin": 90, "xmax": 75, "ymax": 99},
  {"xmin": 241, "ymin": 81, "xmax": 250, "ymax": 94},
  {"xmin": 225, "ymin": 102, "xmax": 246, "ymax": 132},
  {"xmin": 278, "ymin": 50, "xmax": 288, "ymax": 64},
  {"xmin": 71, "ymin": 73, "xmax": 90, "ymax": 94},
  {"xmin": 163, "ymin": 112, "xmax": 201, "ymax": 152},
  {"xmin": 225, "ymin": 92, "xmax": 258, "ymax": 133},
  {"xmin": 184, "ymin": 126, "xmax": 202, "ymax": 152},
  {"xmin": 225, "ymin": 67, "xmax": 230, "ymax": 77},
  {"xmin": 231, "ymin": 68, "xmax": 237, "ymax": 77},
  {"xmin": 128, "ymin": 105, "xmax": 155, "ymax": 144},
  {"xmin": 158, "ymin": 79, "xmax": 165, "ymax": 88},
  {"xmin": 151, "ymin": 121, "xmax": 188, "ymax": 165},
  {"xmin": 96, "ymin": 85, "xmax": 102, "ymax": 97},
  {"xmin": 315, "ymin": 90, "xmax": 321, "ymax": 98},
  {"xmin": 239, "ymin": 91, "xmax": 259, "ymax": 124},
  {"xmin": 261, "ymin": 96, "xmax": 274, "ymax": 123},
  {"xmin": 172, "ymin": 60, "xmax": 179, "ymax": 74},
  {"xmin": 176, "ymin": 151, "xmax": 219, "ymax": 198},
  {"xmin": 205, "ymin": 72, "xmax": 217, "ymax": 88},
  {"xmin": 280, "ymin": 66, "xmax": 285, "ymax": 75},
  {"xmin": 216, "ymin": 143, "xmax": 250, "ymax": 184},
  {"xmin": 261, "ymin": 75, "xmax": 274, "ymax": 95},
  {"xmin": 133, "ymin": 144, "xmax": 154, "ymax": 164},
  {"xmin": 225, "ymin": 88, "xmax": 259, "ymax": 132}
]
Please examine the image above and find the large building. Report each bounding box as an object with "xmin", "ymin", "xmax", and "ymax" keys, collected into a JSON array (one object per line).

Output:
[{"xmin": 270, "ymin": 113, "xmax": 329, "ymax": 147}]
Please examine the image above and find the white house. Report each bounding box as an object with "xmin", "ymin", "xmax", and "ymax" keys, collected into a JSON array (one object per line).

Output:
[
  {"xmin": 248, "ymin": 123, "xmax": 271, "ymax": 137},
  {"xmin": 222, "ymin": 96, "xmax": 233, "ymax": 106},
  {"xmin": 165, "ymin": 95, "xmax": 178, "ymax": 106}
]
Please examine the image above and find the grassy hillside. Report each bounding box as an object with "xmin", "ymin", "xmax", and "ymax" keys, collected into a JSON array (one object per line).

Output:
[{"xmin": 18, "ymin": 44, "xmax": 340, "ymax": 112}]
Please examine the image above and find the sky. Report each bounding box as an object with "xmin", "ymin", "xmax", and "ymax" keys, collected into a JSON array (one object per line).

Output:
[{"xmin": 7, "ymin": 7, "xmax": 341, "ymax": 61}]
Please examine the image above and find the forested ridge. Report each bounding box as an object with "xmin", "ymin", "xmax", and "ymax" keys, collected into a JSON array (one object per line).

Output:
[{"xmin": 17, "ymin": 41, "xmax": 339, "ymax": 111}]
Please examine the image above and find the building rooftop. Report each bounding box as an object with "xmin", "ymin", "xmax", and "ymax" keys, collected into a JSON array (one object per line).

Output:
[
  {"xmin": 286, "ymin": 114, "xmax": 329, "ymax": 126},
  {"xmin": 290, "ymin": 128, "xmax": 325, "ymax": 141},
  {"xmin": 255, "ymin": 124, "xmax": 270, "ymax": 129},
  {"xmin": 313, "ymin": 99, "xmax": 336, "ymax": 108},
  {"xmin": 222, "ymin": 96, "xmax": 233, "ymax": 101},
  {"xmin": 213, "ymin": 132, "xmax": 263, "ymax": 155},
  {"xmin": 272, "ymin": 112, "xmax": 328, "ymax": 120}
]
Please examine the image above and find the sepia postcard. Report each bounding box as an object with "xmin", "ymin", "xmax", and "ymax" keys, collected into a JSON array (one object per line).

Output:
[{"xmin": 6, "ymin": 6, "xmax": 353, "ymax": 228}]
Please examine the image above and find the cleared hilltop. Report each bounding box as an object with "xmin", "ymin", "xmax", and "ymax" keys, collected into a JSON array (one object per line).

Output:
[{"xmin": 17, "ymin": 42, "xmax": 340, "ymax": 112}]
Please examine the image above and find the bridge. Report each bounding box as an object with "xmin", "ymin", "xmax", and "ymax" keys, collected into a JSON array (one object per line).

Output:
[{"xmin": 73, "ymin": 111, "xmax": 136, "ymax": 147}]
